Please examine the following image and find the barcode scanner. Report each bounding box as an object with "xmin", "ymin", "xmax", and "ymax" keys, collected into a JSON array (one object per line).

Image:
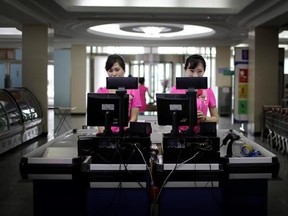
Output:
[{"xmin": 221, "ymin": 129, "xmax": 240, "ymax": 157}]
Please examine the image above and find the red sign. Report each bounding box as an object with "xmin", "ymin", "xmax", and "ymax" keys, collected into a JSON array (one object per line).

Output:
[{"xmin": 239, "ymin": 68, "xmax": 248, "ymax": 83}]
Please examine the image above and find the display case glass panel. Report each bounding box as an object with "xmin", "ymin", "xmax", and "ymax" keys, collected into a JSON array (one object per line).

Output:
[
  {"xmin": 6, "ymin": 88, "xmax": 42, "ymax": 122},
  {"xmin": 0, "ymin": 89, "xmax": 22, "ymax": 131}
]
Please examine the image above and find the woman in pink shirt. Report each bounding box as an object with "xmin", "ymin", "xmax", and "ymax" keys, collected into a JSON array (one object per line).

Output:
[
  {"xmin": 97, "ymin": 54, "xmax": 142, "ymax": 133},
  {"xmin": 138, "ymin": 77, "xmax": 153, "ymax": 112},
  {"xmin": 170, "ymin": 54, "xmax": 219, "ymax": 132}
]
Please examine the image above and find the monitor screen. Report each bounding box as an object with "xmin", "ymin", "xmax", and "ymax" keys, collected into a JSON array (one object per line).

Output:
[
  {"xmin": 156, "ymin": 93, "xmax": 190, "ymax": 135},
  {"xmin": 176, "ymin": 77, "xmax": 207, "ymax": 89},
  {"xmin": 106, "ymin": 77, "xmax": 138, "ymax": 89},
  {"xmin": 87, "ymin": 93, "xmax": 129, "ymax": 128}
]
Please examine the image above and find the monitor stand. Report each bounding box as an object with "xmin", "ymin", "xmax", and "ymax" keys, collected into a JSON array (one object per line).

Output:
[
  {"xmin": 98, "ymin": 88, "xmax": 127, "ymax": 137},
  {"xmin": 171, "ymin": 111, "xmax": 179, "ymax": 136},
  {"xmin": 168, "ymin": 88, "xmax": 198, "ymax": 137},
  {"xmin": 116, "ymin": 87, "xmax": 127, "ymax": 137},
  {"xmin": 186, "ymin": 88, "xmax": 197, "ymax": 137}
]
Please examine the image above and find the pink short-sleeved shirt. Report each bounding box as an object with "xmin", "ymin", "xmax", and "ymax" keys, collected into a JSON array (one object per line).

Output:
[
  {"xmin": 170, "ymin": 86, "xmax": 216, "ymax": 132},
  {"xmin": 97, "ymin": 87, "xmax": 142, "ymax": 133},
  {"xmin": 138, "ymin": 85, "xmax": 148, "ymax": 112}
]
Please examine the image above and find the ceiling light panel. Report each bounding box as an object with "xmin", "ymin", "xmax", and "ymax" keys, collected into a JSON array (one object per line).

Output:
[{"xmin": 88, "ymin": 23, "xmax": 215, "ymax": 40}]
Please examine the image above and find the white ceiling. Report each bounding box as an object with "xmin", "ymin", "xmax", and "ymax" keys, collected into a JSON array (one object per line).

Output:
[
  {"xmin": 0, "ymin": 0, "xmax": 288, "ymax": 48},
  {"xmin": 55, "ymin": 0, "xmax": 254, "ymax": 13}
]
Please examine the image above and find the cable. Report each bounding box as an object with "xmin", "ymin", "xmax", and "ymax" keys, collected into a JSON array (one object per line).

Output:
[
  {"xmin": 207, "ymin": 163, "xmax": 222, "ymax": 209},
  {"xmin": 134, "ymin": 143, "xmax": 153, "ymax": 186},
  {"xmin": 117, "ymin": 143, "xmax": 147, "ymax": 190},
  {"xmin": 149, "ymin": 145, "xmax": 184, "ymax": 216},
  {"xmin": 93, "ymin": 151, "xmax": 112, "ymax": 163},
  {"xmin": 154, "ymin": 151, "xmax": 201, "ymax": 206},
  {"xmin": 102, "ymin": 178, "xmax": 123, "ymax": 215}
]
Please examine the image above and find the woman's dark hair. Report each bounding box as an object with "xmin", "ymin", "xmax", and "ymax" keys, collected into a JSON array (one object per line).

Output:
[
  {"xmin": 184, "ymin": 54, "xmax": 206, "ymax": 71},
  {"xmin": 105, "ymin": 54, "xmax": 125, "ymax": 71},
  {"xmin": 139, "ymin": 77, "xmax": 145, "ymax": 84}
]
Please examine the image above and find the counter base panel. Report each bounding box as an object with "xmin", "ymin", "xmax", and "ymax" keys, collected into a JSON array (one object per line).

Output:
[
  {"xmin": 221, "ymin": 179, "xmax": 268, "ymax": 216},
  {"xmin": 87, "ymin": 187, "xmax": 149, "ymax": 216},
  {"xmin": 33, "ymin": 180, "xmax": 86, "ymax": 216},
  {"xmin": 158, "ymin": 187, "xmax": 222, "ymax": 216}
]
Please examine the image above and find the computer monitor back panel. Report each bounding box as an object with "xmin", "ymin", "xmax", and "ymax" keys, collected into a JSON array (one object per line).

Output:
[{"xmin": 87, "ymin": 93, "xmax": 129, "ymax": 127}]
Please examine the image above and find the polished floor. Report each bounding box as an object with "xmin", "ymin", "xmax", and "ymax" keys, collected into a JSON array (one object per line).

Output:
[{"xmin": 0, "ymin": 112, "xmax": 288, "ymax": 216}]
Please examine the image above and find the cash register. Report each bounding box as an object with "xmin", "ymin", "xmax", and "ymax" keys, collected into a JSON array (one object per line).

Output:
[
  {"xmin": 156, "ymin": 77, "xmax": 220, "ymax": 164},
  {"xmin": 78, "ymin": 77, "xmax": 152, "ymax": 164},
  {"xmin": 77, "ymin": 77, "xmax": 152, "ymax": 216}
]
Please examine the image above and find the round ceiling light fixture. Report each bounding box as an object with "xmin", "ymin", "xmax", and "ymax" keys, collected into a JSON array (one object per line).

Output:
[
  {"xmin": 88, "ymin": 23, "xmax": 215, "ymax": 40},
  {"xmin": 133, "ymin": 26, "xmax": 171, "ymax": 35}
]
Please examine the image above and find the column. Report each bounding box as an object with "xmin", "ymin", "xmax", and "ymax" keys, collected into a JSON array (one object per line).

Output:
[
  {"xmin": 248, "ymin": 27, "xmax": 279, "ymax": 135},
  {"xmin": 215, "ymin": 46, "xmax": 232, "ymax": 87},
  {"xmin": 22, "ymin": 24, "xmax": 53, "ymax": 133},
  {"xmin": 71, "ymin": 44, "xmax": 87, "ymax": 114},
  {"xmin": 215, "ymin": 46, "xmax": 233, "ymax": 116}
]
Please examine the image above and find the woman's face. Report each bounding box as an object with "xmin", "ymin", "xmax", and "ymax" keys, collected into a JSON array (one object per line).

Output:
[
  {"xmin": 106, "ymin": 62, "xmax": 125, "ymax": 77},
  {"xmin": 185, "ymin": 63, "xmax": 205, "ymax": 77}
]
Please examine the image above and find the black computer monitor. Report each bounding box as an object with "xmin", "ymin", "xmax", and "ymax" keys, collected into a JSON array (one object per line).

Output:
[
  {"xmin": 156, "ymin": 77, "xmax": 208, "ymax": 136},
  {"xmin": 156, "ymin": 93, "xmax": 190, "ymax": 136},
  {"xmin": 106, "ymin": 77, "xmax": 138, "ymax": 89},
  {"xmin": 87, "ymin": 93, "xmax": 129, "ymax": 135},
  {"xmin": 177, "ymin": 77, "xmax": 209, "ymax": 136},
  {"xmin": 176, "ymin": 77, "xmax": 207, "ymax": 89}
]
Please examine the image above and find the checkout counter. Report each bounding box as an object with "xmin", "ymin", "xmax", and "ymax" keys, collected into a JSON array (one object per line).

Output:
[
  {"xmin": 19, "ymin": 129, "xmax": 86, "ymax": 216},
  {"xmin": 19, "ymin": 119, "xmax": 279, "ymax": 216},
  {"xmin": 156, "ymin": 128, "xmax": 279, "ymax": 216}
]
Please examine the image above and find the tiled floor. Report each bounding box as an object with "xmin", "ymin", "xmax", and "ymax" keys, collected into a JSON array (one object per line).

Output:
[{"xmin": 0, "ymin": 112, "xmax": 288, "ymax": 216}]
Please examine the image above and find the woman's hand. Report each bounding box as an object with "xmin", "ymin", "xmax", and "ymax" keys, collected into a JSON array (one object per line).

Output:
[
  {"xmin": 97, "ymin": 126, "xmax": 104, "ymax": 133},
  {"xmin": 197, "ymin": 110, "xmax": 206, "ymax": 122}
]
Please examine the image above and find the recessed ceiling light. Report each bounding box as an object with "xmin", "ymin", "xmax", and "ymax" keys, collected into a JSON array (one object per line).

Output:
[
  {"xmin": 134, "ymin": 26, "xmax": 171, "ymax": 36},
  {"xmin": 88, "ymin": 23, "xmax": 215, "ymax": 40}
]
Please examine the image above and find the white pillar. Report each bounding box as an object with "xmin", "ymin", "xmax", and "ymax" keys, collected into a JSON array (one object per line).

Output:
[
  {"xmin": 22, "ymin": 24, "xmax": 53, "ymax": 133},
  {"xmin": 248, "ymin": 27, "xmax": 279, "ymax": 135},
  {"xmin": 71, "ymin": 44, "xmax": 87, "ymax": 114}
]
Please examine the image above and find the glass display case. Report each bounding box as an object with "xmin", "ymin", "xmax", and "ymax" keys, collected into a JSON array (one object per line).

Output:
[
  {"xmin": 5, "ymin": 87, "xmax": 42, "ymax": 122},
  {"xmin": 0, "ymin": 87, "xmax": 43, "ymax": 154},
  {"xmin": 0, "ymin": 89, "xmax": 22, "ymax": 131}
]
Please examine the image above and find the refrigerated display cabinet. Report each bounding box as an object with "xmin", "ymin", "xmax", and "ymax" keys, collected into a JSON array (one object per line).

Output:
[{"xmin": 0, "ymin": 87, "xmax": 43, "ymax": 154}]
